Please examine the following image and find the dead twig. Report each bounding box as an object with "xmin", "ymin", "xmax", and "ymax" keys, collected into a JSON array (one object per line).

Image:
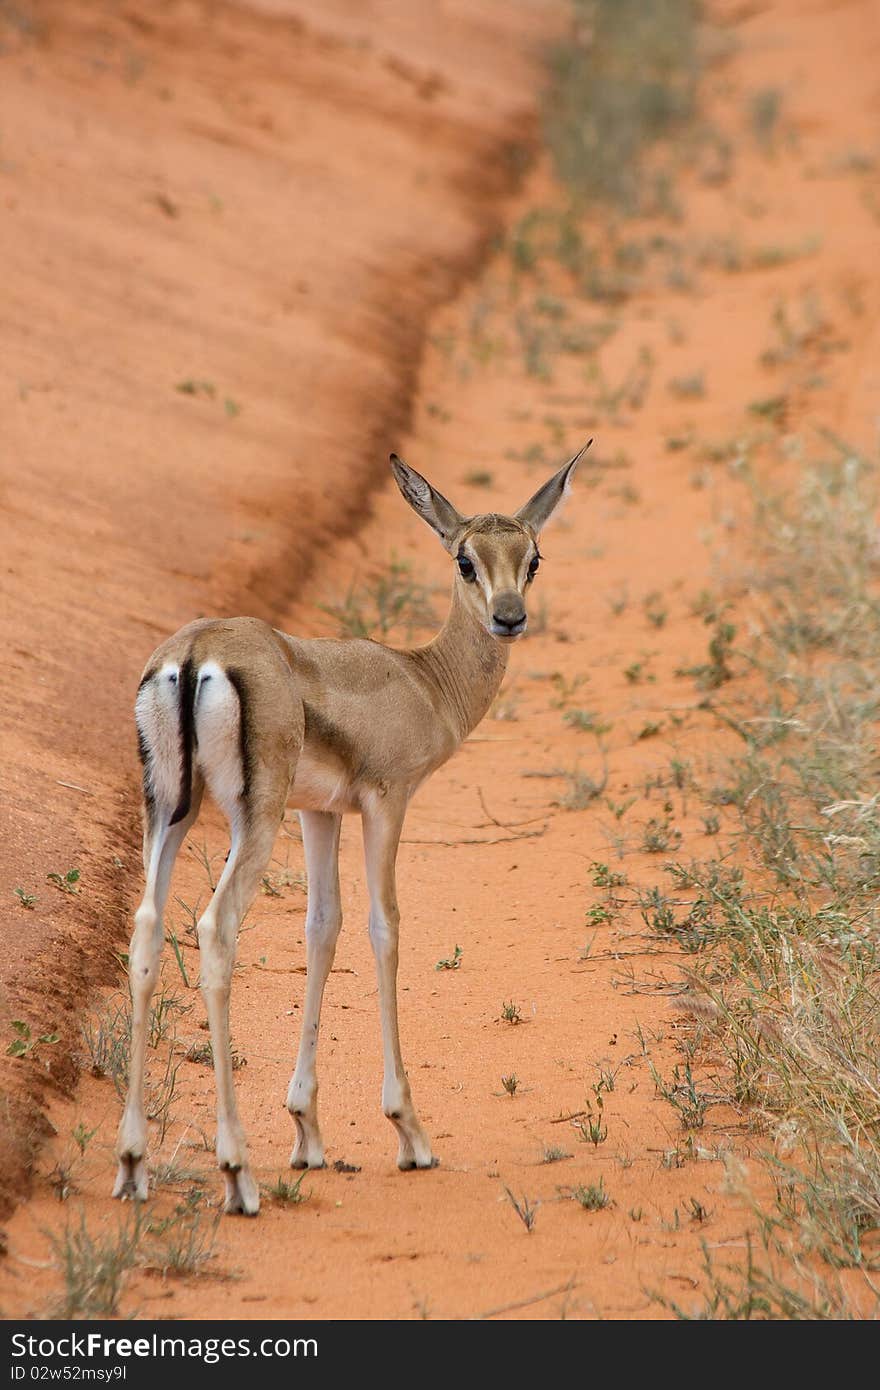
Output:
[
  {"xmin": 476, "ymin": 786, "xmax": 546, "ymax": 829},
  {"xmin": 403, "ymin": 824, "xmax": 547, "ymax": 847},
  {"xmin": 473, "ymin": 1278, "xmax": 578, "ymax": 1320}
]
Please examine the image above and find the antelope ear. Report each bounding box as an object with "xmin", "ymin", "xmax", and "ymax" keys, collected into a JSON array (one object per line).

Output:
[
  {"xmin": 390, "ymin": 453, "xmax": 465, "ymax": 552},
  {"xmin": 515, "ymin": 441, "xmax": 591, "ymax": 534}
]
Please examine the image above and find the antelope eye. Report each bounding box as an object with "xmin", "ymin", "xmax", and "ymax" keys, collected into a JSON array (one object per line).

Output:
[
  {"xmin": 457, "ymin": 553, "xmax": 476, "ymax": 582},
  {"xmin": 528, "ymin": 554, "xmax": 540, "ymax": 579}
]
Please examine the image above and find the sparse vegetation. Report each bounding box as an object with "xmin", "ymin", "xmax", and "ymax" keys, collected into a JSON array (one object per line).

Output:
[
  {"xmin": 572, "ymin": 1178, "xmax": 610, "ymax": 1211},
  {"xmin": 651, "ymin": 443, "xmax": 880, "ymax": 1315},
  {"xmin": 564, "ymin": 708, "xmax": 611, "ymax": 735},
  {"xmin": 320, "ymin": 556, "xmax": 435, "ymax": 640},
  {"xmin": 503, "ymin": 1187, "xmax": 540, "ymax": 1233},
  {"xmin": 641, "ymin": 816, "xmax": 682, "ymax": 854},
  {"xmin": 80, "ymin": 996, "xmax": 131, "ymax": 1096},
  {"xmin": 145, "ymin": 1203, "xmax": 218, "ymax": 1276},
  {"xmin": 677, "ymin": 616, "xmax": 736, "ymax": 690},
  {"xmin": 557, "ymin": 764, "xmax": 607, "ymax": 810},
  {"xmin": 577, "ymin": 1109, "xmax": 608, "ymax": 1148},
  {"xmin": 542, "ymin": 1145, "xmax": 572, "ymax": 1164},
  {"xmin": 48, "ymin": 1211, "xmax": 141, "ymax": 1318},
  {"xmin": 544, "ymin": 0, "xmax": 700, "ymax": 213}
]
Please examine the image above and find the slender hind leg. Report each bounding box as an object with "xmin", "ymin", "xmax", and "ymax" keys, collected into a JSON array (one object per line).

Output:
[
  {"xmin": 197, "ymin": 785, "xmax": 288, "ymax": 1215},
  {"xmin": 114, "ymin": 781, "xmax": 203, "ymax": 1200},
  {"xmin": 362, "ymin": 792, "xmax": 436, "ymax": 1170},
  {"xmin": 287, "ymin": 810, "xmax": 343, "ymax": 1168}
]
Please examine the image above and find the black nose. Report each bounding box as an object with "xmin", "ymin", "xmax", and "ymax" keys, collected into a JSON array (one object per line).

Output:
[
  {"xmin": 492, "ymin": 590, "xmax": 526, "ymax": 635},
  {"xmin": 493, "ymin": 611, "xmax": 523, "ymax": 631}
]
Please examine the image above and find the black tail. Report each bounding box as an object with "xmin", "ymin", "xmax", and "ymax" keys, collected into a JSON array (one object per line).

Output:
[
  {"xmin": 225, "ymin": 666, "xmax": 254, "ymax": 819},
  {"xmin": 169, "ymin": 656, "xmax": 197, "ymax": 826}
]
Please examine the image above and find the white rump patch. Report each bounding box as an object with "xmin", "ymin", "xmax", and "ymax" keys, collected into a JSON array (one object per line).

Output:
[
  {"xmin": 136, "ymin": 664, "xmax": 182, "ymax": 810},
  {"xmin": 194, "ymin": 661, "xmax": 244, "ymax": 817}
]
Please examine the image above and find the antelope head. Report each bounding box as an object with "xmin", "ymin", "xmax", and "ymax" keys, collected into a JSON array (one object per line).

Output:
[{"xmin": 390, "ymin": 442, "xmax": 590, "ymax": 641}]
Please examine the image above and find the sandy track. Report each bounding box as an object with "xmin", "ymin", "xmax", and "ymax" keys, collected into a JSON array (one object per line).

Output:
[{"xmin": 1, "ymin": 0, "xmax": 879, "ymax": 1319}]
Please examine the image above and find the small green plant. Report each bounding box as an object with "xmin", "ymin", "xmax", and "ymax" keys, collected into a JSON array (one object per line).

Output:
[
  {"xmin": 651, "ymin": 1061, "xmax": 709, "ymax": 1130},
  {"xmin": 577, "ymin": 1104, "xmax": 608, "ymax": 1149},
  {"xmin": 591, "ymin": 862, "xmax": 627, "ymax": 890},
  {"xmin": 145, "ymin": 1204, "xmax": 218, "ymax": 1276},
  {"xmin": 640, "ymin": 885, "xmax": 676, "ymax": 936},
  {"xmin": 624, "ymin": 659, "xmax": 654, "ymax": 684},
  {"xmin": 669, "ymin": 758, "xmax": 691, "ymax": 790},
  {"xmin": 501, "ymin": 1073, "xmax": 519, "ymax": 1097},
  {"xmin": 464, "ymin": 470, "xmax": 493, "ymax": 487},
  {"xmin": 586, "ymin": 903, "xmax": 613, "ymax": 925},
  {"xmin": 435, "ymin": 945, "xmax": 463, "ymax": 971},
  {"xmin": 71, "ymin": 1122, "xmax": 97, "ymax": 1157},
  {"xmin": 564, "ymin": 708, "xmax": 611, "ymax": 734},
  {"xmin": 7, "ymin": 1019, "xmax": 60, "ymax": 1058},
  {"xmin": 572, "ymin": 1178, "xmax": 610, "ymax": 1211},
  {"xmin": 678, "ymin": 617, "xmax": 736, "ymax": 690},
  {"xmin": 47, "ymin": 868, "xmax": 80, "ymax": 895},
  {"xmin": 13, "ymin": 887, "xmax": 36, "ymax": 909},
  {"xmin": 542, "ymin": 1145, "xmax": 572, "ymax": 1164},
  {"xmin": 501, "ymin": 1000, "xmax": 523, "ymax": 1025},
  {"xmin": 265, "ymin": 1173, "xmax": 309, "ymax": 1206},
  {"xmin": 503, "ymin": 1187, "xmax": 539, "ymax": 1233},
  {"xmin": 595, "ymin": 1063, "xmax": 618, "ymax": 1094},
  {"xmin": 641, "ymin": 817, "xmax": 682, "ymax": 854},
  {"xmin": 643, "ymin": 592, "xmax": 668, "ymax": 628}
]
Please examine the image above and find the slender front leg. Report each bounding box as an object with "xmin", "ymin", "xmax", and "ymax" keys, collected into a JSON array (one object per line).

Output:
[
  {"xmin": 287, "ymin": 810, "xmax": 343, "ymax": 1169},
  {"xmin": 362, "ymin": 793, "xmax": 437, "ymax": 1170},
  {"xmin": 114, "ymin": 785, "xmax": 203, "ymax": 1201}
]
